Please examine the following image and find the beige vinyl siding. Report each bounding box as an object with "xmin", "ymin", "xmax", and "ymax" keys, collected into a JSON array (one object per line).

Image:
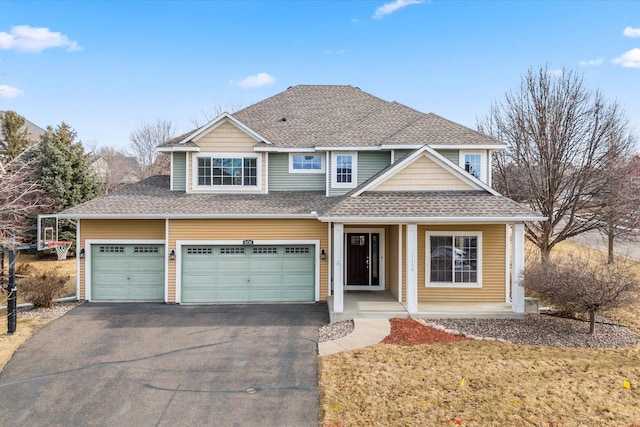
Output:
[
  {"xmin": 417, "ymin": 224, "xmax": 506, "ymax": 302},
  {"xmin": 189, "ymin": 121, "xmax": 266, "ymax": 193},
  {"xmin": 374, "ymin": 155, "xmax": 474, "ymax": 191},
  {"xmin": 357, "ymin": 151, "xmax": 391, "ymax": 185},
  {"xmin": 196, "ymin": 121, "xmax": 257, "ymax": 152},
  {"xmin": 268, "ymin": 153, "xmax": 325, "ymax": 191},
  {"xmin": 167, "ymin": 219, "xmax": 329, "ymax": 302},
  {"xmin": 172, "ymin": 152, "xmax": 186, "ymax": 191},
  {"xmin": 78, "ymin": 219, "xmax": 166, "ymax": 300},
  {"xmin": 435, "ymin": 149, "xmax": 459, "ymax": 165}
]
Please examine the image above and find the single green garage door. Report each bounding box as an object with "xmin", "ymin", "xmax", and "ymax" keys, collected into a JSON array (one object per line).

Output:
[
  {"xmin": 91, "ymin": 244, "xmax": 165, "ymax": 301},
  {"xmin": 181, "ymin": 244, "xmax": 315, "ymax": 303}
]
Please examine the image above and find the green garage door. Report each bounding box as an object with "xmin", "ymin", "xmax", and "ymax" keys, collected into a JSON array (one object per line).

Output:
[
  {"xmin": 181, "ymin": 244, "xmax": 315, "ymax": 303},
  {"xmin": 91, "ymin": 244, "xmax": 165, "ymax": 301}
]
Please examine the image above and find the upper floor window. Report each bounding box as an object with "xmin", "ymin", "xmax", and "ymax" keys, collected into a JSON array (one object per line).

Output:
[
  {"xmin": 197, "ymin": 155, "xmax": 258, "ymax": 187},
  {"xmin": 332, "ymin": 152, "xmax": 358, "ymax": 188},
  {"xmin": 289, "ymin": 154, "xmax": 324, "ymax": 173},
  {"xmin": 460, "ymin": 151, "xmax": 486, "ymax": 183}
]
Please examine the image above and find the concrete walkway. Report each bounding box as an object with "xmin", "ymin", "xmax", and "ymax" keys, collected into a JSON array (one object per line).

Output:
[{"xmin": 318, "ymin": 319, "xmax": 390, "ymax": 356}]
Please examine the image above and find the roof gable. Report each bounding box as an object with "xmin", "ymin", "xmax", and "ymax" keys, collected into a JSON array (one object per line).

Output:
[
  {"xmin": 352, "ymin": 145, "xmax": 500, "ymax": 196},
  {"xmin": 157, "ymin": 113, "xmax": 271, "ymax": 152}
]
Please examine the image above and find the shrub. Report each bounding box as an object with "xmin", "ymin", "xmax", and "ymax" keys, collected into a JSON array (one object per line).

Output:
[
  {"xmin": 524, "ymin": 255, "xmax": 640, "ymax": 334},
  {"xmin": 18, "ymin": 267, "xmax": 70, "ymax": 308}
]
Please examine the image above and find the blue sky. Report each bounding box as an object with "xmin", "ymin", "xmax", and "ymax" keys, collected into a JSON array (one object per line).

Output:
[{"xmin": 1, "ymin": 1, "xmax": 639, "ymax": 151}]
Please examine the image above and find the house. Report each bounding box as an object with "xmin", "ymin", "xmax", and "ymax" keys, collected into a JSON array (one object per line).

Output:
[
  {"xmin": 57, "ymin": 85, "xmax": 543, "ymax": 319},
  {"xmin": 90, "ymin": 154, "xmax": 140, "ymax": 192},
  {"xmin": 0, "ymin": 110, "xmax": 46, "ymax": 144}
]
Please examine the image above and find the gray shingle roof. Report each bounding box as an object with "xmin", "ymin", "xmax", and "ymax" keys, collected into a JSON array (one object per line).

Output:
[
  {"xmin": 60, "ymin": 176, "xmax": 542, "ymax": 222},
  {"xmin": 59, "ymin": 176, "xmax": 341, "ymax": 217},
  {"xmin": 321, "ymin": 191, "xmax": 543, "ymax": 221},
  {"xmin": 162, "ymin": 85, "xmax": 502, "ymax": 149}
]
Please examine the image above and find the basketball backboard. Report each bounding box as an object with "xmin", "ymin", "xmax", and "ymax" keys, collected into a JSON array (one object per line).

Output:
[{"xmin": 37, "ymin": 214, "xmax": 58, "ymax": 251}]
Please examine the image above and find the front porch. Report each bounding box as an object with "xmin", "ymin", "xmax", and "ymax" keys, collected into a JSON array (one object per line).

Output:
[{"xmin": 327, "ymin": 291, "xmax": 524, "ymax": 323}]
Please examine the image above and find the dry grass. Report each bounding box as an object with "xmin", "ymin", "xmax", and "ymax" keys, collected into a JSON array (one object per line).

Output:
[
  {"xmin": 1, "ymin": 253, "xmax": 76, "ymax": 306},
  {"xmin": 319, "ymin": 341, "xmax": 640, "ymax": 426},
  {"xmin": 320, "ymin": 240, "xmax": 640, "ymax": 426}
]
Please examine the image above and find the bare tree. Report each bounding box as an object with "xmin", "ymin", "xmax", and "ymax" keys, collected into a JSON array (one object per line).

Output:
[
  {"xmin": 0, "ymin": 146, "xmax": 51, "ymax": 248},
  {"xmin": 479, "ymin": 65, "xmax": 635, "ymax": 261},
  {"xmin": 598, "ymin": 154, "xmax": 640, "ymax": 263},
  {"xmin": 190, "ymin": 102, "xmax": 245, "ymax": 127},
  {"xmin": 129, "ymin": 120, "xmax": 175, "ymax": 179},
  {"xmin": 525, "ymin": 254, "xmax": 639, "ymax": 334}
]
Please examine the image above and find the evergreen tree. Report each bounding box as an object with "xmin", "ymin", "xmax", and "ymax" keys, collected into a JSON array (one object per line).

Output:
[
  {"xmin": 38, "ymin": 122, "xmax": 102, "ymax": 211},
  {"xmin": 0, "ymin": 110, "xmax": 30, "ymax": 161}
]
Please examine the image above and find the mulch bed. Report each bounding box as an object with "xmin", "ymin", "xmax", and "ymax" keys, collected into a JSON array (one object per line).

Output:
[{"xmin": 382, "ymin": 318, "xmax": 468, "ymax": 345}]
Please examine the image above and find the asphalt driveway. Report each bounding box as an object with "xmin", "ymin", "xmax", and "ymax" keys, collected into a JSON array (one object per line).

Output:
[{"xmin": 0, "ymin": 302, "xmax": 328, "ymax": 427}]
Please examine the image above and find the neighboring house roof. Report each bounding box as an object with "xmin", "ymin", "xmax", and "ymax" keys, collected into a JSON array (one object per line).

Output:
[
  {"xmin": 0, "ymin": 111, "xmax": 46, "ymax": 143},
  {"xmin": 158, "ymin": 85, "xmax": 504, "ymax": 151},
  {"xmin": 59, "ymin": 175, "xmax": 542, "ymax": 222}
]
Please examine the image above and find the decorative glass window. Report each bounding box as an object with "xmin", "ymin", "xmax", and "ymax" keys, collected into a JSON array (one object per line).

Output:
[
  {"xmin": 332, "ymin": 152, "xmax": 357, "ymax": 188},
  {"xmin": 99, "ymin": 246, "xmax": 124, "ymax": 253},
  {"xmin": 134, "ymin": 246, "xmax": 159, "ymax": 253},
  {"xmin": 289, "ymin": 154, "xmax": 324, "ymax": 173},
  {"xmin": 197, "ymin": 156, "xmax": 258, "ymax": 187},
  {"xmin": 426, "ymin": 232, "xmax": 481, "ymax": 288},
  {"xmin": 220, "ymin": 247, "xmax": 245, "ymax": 254},
  {"xmin": 186, "ymin": 247, "xmax": 213, "ymax": 255},
  {"xmin": 285, "ymin": 247, "xmax": 310, "ymax": 254},
  {"xmin": 253, "ymin": 247, "xmax": 278, "ymax": 254}
]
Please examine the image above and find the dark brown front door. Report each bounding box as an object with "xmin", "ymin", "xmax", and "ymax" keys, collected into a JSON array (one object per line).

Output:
[{"xmin": 346, "ymin": 233, "xmax": 369, "ymax": 285}]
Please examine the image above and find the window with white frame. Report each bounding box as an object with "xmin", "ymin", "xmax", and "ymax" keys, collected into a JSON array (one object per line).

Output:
[
  {"xmin": 331, "ymin": 152, "xmax": 357, "ymax": 188},
  {"xmin": 459, "ymin": 151, "xmax": 486, "ymax": 182},
  {"xmin": 289, "ymin": 154, "xmax": 324, "ymax": 173},
  {"xmin": 426, "ymin": 231, "xmax": 482, "ymax": 288},
  {"xmin": 196, "ymin": 155, "xmax": 258, "ymax": 187}
]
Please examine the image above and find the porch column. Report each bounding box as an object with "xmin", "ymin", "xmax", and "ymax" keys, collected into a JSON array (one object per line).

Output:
[
  {"xmin": 511, "ymin": 223, "xmax": 525, "ymax": 313},
  {"xmin": 405, "ymin": 223, "xmax": 418, "ymax": 314},
  {"xmin": 332, "ymin": 223, "xmax": 344, "ymax": 313}
]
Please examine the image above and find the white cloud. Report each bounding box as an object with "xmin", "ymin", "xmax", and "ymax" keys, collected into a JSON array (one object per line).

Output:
[
  {"xmin": 0, "ymin": 25, "xmax": 81, "ymax": 53},
  {"xmin": 623, "ymin": 26, "xmax": 640, "ymax": 38},
  {"xmin": 323, "ymin": 49, "xmax": 347, "ymax": 55},
  {"xmin": 373, "ymin": 0, "xmax": 425, "ymax": 20},
  {"xmin": 579, "ymin": 58, "xmax": 604, "ymax": 66},
  {"xmin": 0, "ymin": 85, "xmax": 24, "ymax": 98},
  {"xmin": 612, "ymin": 48, "xmax": 640, "ymax": 68},
  {"xmin": 232, "ymin": 72, "xmax": 275, "ymax": 89},
  {"xmin": 548, "ymin": 68, "xmax": 564, "ymax": 77}
]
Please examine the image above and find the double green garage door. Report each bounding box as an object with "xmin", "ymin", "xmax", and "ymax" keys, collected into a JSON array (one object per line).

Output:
[{"xmin": 91, "ymin": 244, "xmax": 315, "ymax": 303}]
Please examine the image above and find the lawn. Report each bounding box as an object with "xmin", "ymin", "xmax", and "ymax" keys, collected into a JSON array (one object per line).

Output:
[{"xmin": 319, "ymin": 241, "xmax": 640, "ymax": 426}]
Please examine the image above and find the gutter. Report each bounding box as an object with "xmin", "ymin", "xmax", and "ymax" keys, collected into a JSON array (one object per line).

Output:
[
  {"xmin": 57, "ymin": 213, "xmax": 320, "ymax": 220},
  {"xmin": 317, "ymin": 216, "xmax": 547, "ymax": 224}
]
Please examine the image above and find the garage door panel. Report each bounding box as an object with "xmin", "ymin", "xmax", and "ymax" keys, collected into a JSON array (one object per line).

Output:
[
  {"xmin": 181, "ymin": 244, "xmax": 315, "ymax": 303},
  {"xmin": 91, "ymin": 244, "xmax": 164, "ymax": 301}
]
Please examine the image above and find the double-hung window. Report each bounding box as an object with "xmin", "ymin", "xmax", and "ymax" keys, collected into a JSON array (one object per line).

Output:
[
  {"xmin": 459, "ymin": 151, "xmax": 486, "ymax": 182},
  {"xmin": 289, "ymin": 154, "xmax": 324, "ymax": 173},
  {"xmin": 426, "ymin": 231, "xmax": 482, "ymax": 288},
  {"xmin": 197, "ymin": 155, "xmax": 258, "ymax": 188},
  {"xmin": 331, "ymin": 152, "xmax": 357, "ymax": 188}
]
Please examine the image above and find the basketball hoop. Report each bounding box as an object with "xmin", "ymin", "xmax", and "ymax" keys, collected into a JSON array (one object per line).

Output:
[{"xmin": 46, "ymin": 241, "xmax": 73, "ymax": 261}]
